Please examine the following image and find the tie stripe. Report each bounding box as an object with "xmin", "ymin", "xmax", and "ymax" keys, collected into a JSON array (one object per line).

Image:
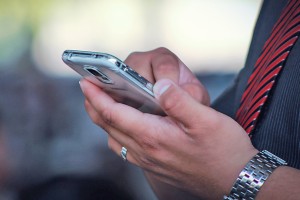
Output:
[
  {"xmin": 241, "ymin": 4, "xmax": 299, "ymax": 103},
  {"xmin": 236, "ymin": 0, "xmax": 300, "ymax": 136},
  {"xmin": 238, "ymin": 0, "xmax": 299, "ymax": 107},
  {"xmin": 238, "ymin": 16, "xmax": 294, "ymax": 107}
]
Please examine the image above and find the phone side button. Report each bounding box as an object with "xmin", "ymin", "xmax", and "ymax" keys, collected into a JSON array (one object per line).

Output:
[{"xmin": 146, "ymin": 82, "xmax": 153, "ymax": 90}]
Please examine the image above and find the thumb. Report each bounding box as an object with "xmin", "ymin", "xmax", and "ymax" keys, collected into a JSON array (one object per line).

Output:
[{"xmin": 153, "ymin": 79, "xmax": 209, "ymax": 129}]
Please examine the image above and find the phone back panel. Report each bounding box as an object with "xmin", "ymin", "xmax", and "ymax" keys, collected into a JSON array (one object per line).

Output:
[{"xmin": 62, "ymin": 50, "xmax": 164, "ymax": 115}]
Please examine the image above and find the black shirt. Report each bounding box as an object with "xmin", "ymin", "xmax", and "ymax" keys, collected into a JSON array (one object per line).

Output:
[{"xmin": 212, "ymin": 0, "xmax": 300, "ymax": 169}]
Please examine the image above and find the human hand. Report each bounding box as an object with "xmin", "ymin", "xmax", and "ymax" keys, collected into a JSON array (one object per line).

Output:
[
  {"xmin": 124, "ymin": 47, "xmax": 210, "ymax": 106},
  {"xmin": 80, "ymin": 76, "xmax": 258, "ymax": 199}
]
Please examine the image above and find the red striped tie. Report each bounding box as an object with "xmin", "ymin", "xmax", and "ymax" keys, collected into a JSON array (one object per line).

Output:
[{"xmin": 236, "ymin": 0, "xmax": 300, "ymax": 137}]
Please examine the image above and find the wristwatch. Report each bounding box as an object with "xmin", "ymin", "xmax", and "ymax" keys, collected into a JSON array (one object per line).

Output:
[{"xmin": 224, "ymin": 150, "xmax": 287, "ymax": 200}]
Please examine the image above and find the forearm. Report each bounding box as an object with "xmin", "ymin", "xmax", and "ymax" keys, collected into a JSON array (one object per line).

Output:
[
  {"xmin": 144, "ymin": 172, "xmax": 200, "ymax": 200},
  {"xmin": 256, "ymin": 166, "xmax": 300, "ymax": 200}
]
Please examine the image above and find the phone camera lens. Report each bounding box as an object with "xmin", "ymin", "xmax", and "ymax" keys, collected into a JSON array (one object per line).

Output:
[{"xmin": 84, "ymin": 66, "xmax": 112, "ymax": 84}]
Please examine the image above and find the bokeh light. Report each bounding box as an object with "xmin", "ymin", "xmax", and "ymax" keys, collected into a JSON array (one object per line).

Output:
[{"xmin": 0, "ymin": 0, "xmax": 261, "ymax": 76}]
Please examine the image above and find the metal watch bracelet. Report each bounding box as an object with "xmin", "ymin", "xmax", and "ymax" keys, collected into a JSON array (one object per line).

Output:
[{"xmin": 224, "ymin": 150, "xmax": 287, "ymax": 200}]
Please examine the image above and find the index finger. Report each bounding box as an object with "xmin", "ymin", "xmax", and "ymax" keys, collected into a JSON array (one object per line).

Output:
[{"xmin": 80, "ymin": 79, "xmax": 165, "ymax": 138}]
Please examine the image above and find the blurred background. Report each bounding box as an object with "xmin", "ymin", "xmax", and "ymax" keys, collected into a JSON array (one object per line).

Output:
[{"xmin": 0, "ymin": 0, "xmax": 261, "ymax": 199}]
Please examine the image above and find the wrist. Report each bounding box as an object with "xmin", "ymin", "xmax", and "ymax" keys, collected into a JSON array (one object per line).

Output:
[
  {"xmin": 221, "ymin": 148, "xmax": 259, "ymax": 198},
  {"xmin": 224, "ymin": 150, "xmax": 287, "ymax": 200}
]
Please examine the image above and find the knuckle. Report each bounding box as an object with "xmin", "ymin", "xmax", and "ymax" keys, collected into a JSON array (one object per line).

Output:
[
  {"xmin": 87, "ymin": 111, "xmax": 106, "ymax": 128},
  {"xmin": 135, "ymin": 129, "xmax": 167, "ymax": 169},
  {"xmin": 139, "ymin": 155, "xmax": 156, "ymax": 168},
  {"xmin": 99, "ymin": 124, "xmax": 110, "ymax": 134},
  {"xmin": 155, "ymin": 58, "xmax": 177, "ymax": 73},
  {"xmin": 137, "ymin": 128, "xmax": 163, "ymax": 154},
  {"xmin": 154, "ymin": 47, "xmax": 170, "ymax": 53},
  {"xmin": 107, "ymin": 137, "xmax": 114, "ymax": 150},
  {"xmin": 152, "ymin": 49, "xmax": 179, "ymax": 74},
  {"xmin": 101, "ymin": 107, "xmax": 115, "ymax": 126},
  {"xmin": 107, "ymin": 136, "xmax": 115, "ymax": 151},
  {"xmin": 139, "ymin": 134, "xmax": 159, "ymax": 152},
  {"xmin": 90, "ymin": 115, "xmax": 101, "ymax": 126}
]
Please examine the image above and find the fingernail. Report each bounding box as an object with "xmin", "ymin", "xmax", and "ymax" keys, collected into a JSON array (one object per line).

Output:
[
  {"xmin": 153, "ymin": 79, "xmax": 173, "ymax": 98},
  {"xmin": 79, "ymin": 80, "xmax": 85, "ymax": 93}
]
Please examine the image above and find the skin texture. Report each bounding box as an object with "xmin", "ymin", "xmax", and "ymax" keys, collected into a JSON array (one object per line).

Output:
[{"xmin": 79, "ymin": 48, "xmax": 300, "ymax": 199}]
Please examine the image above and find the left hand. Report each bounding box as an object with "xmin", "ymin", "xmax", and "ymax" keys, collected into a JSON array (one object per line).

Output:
[{"xmin": 79, "ymin": 77, "xmax": 258, "ymax": 199}]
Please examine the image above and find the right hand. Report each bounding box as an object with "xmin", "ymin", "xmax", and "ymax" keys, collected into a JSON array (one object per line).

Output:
[{"xmin": 124, "ymin": 47, "xmax": 210, "ymax": 106}]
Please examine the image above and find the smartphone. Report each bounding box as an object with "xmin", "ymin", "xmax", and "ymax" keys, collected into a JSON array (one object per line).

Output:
[{"xmin": 62, "ymin": 50, "xmax": 164, "ymax": 115}]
